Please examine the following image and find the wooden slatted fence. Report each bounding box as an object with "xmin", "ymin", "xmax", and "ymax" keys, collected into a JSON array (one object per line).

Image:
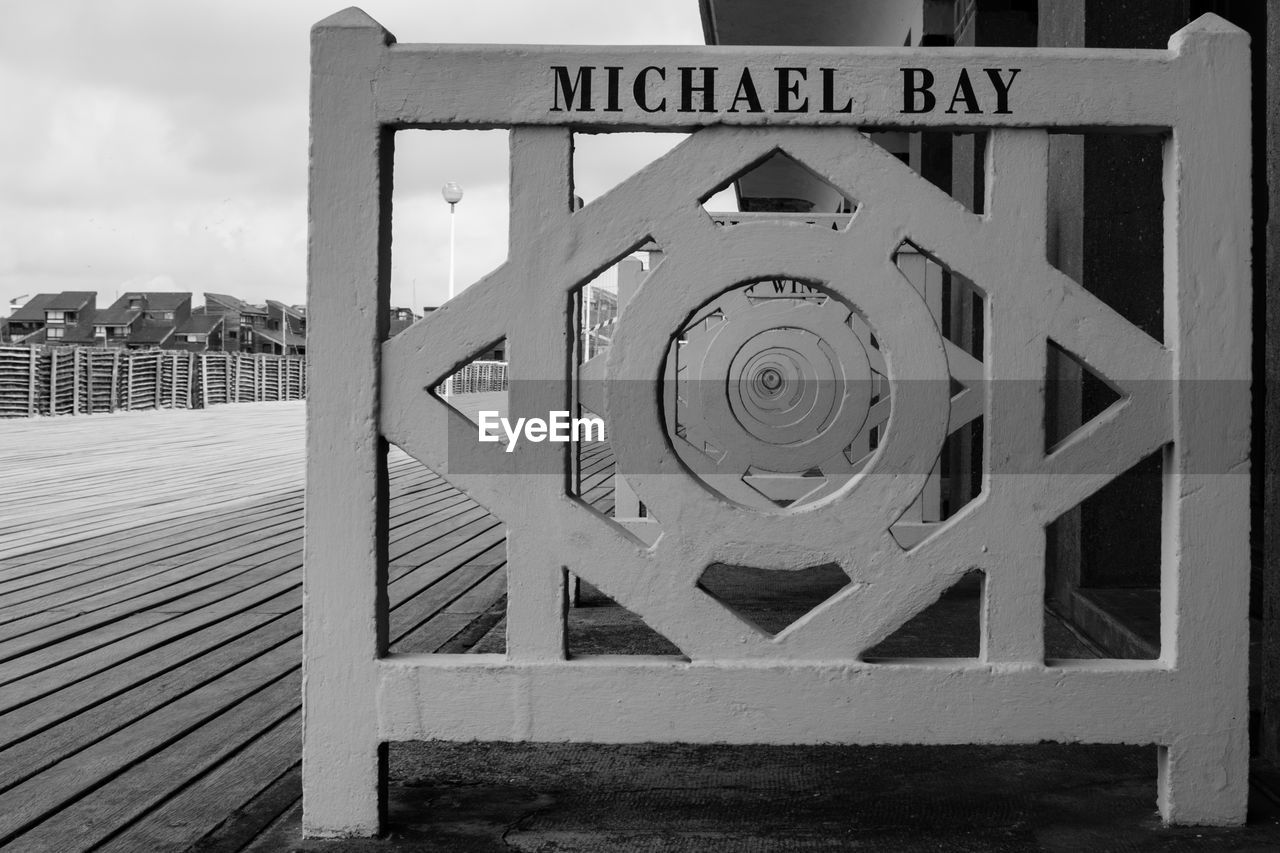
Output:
[
  {"xmin": 434, "ymin": 359, "xmax": 508, "ymax": 396},
  {"xmin": 0, "ymin": 346, "xmax": 308, "ymax": 418}
]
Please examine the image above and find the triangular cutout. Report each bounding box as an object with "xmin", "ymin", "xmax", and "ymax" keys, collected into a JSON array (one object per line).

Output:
[
  {"xmin": 433, "ymin": 336, "xmax": 509, "ymax": 428},
  {"xmin": 1044, "ymin": 447, "xmax": 1163, "ymax": 661},
  {"xmin": 1045, "ymin": 339, "xmax": 1123, "ymax": 452},
  {"xmin": 700, "ymin": 149, "xmax": 856, "ymax": 229},
  {"xmin": 862, "ymin": 570, "xmax": 983, "ymax": 660},
  {"xmin": 567, "ymin": 581, "xmax": 683, "ymax": 656},
  {"xmin": 1040, "ymin": 133, "xmax": 1164, "ymax": 343},
  {"xmin": 886, "ymin": 238, "xmax": 986, "ymax": 547},
  {"xmin": 571, "ymin": 132, "xmax": 736, "ymax": 209},
  {"xmin": 381, "ymin": 441, "xmax": 511, "ymax": 656},
  {"xmin": 697, "ymin": 562, "xmax": 852, "ymax": 637},
  {"xmin": 742, "ymin": 468, "xmax": 827, "ymax": 508}
]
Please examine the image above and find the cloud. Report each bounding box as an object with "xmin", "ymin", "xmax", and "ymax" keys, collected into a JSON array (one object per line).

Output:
[{"xmin": 0, "ymin": 0, "xmax": 703, "ymax": 311}]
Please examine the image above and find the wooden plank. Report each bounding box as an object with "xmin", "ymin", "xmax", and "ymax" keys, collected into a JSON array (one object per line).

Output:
[
  {"xmin": 393, "ymin": 565, "xmax": 507, "ymax": 653},
  {"xmin": 0, "ymin": 579, "xmax": 298, "ymax": 713},
  {"xmin": 391, "ymin": 515, "xmax": 503, "ymax": 570},
  {"xmin": 0, "ymin": 458, "xmax": 434, "ymax": 587},
  {"xmin": 0, "ymin": 569, "xmax": 300, "ymax": 686},
  {"xmin": 0, "ymin": 511, "xmax": 304, "ymax": 605},
  {"xmin": 0, "ymin": 649, "xmax": 300, "ymax": 848},
  {"xmin": 0, "ymin": 399, "xmax": 532, "ymax": 849},
  {"xmin": 0, "ymin": 532, "xmax": 302, "ymax": 644},
  {"xmin": 0, "ymin": 613, "xmax": 296, "ymax": 781},
  {"xmin": 93, "ymin": 712, "xmax": 300, "ymax": 853},
  {"xmin": 0, "ymin": 499, "xmax": 304, "ymax": 588},
  {"xmin": 14, "ymin": 683, "xmax": 299, "ymax": 853}
]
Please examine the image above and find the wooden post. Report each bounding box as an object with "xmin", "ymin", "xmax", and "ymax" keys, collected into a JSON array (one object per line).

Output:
[
  {"xmin": 304, "ymin": 8, "xmax": 392, "ymax": 837},
  {"xmin": 27, "ymin": 347, "xmax": 36, "ymax": 417},
  {"xmin": 49, "ymin": 347, "xmax": 58, "ymax": 416},
  {"xmin": 72, "ymin": 347, "xmax": 81, "ymax": 415},
  {"xmin": 109, "ymin": 351, "xmax": 119, "ymax": 412},
  {"xmin": 126, "ymin": 354, "xmax": 134, "ymax": 411},
  {"xmin": 84, "ymin": 350, "xmax": 93, "ymax": 414},
  {"xmin": 200, "ymin": 354, "xmax": 209, "ymax": 408}
]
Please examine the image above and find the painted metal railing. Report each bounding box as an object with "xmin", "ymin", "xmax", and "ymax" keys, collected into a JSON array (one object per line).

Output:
[{"xmin": 305, "ymin": 11, "xmax": 1251, "ymax": 835}]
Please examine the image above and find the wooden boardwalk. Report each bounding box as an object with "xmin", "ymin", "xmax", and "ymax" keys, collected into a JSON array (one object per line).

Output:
[{"xmin": 0, "ymin": 400, "xmax": 615, "ymax": 852}]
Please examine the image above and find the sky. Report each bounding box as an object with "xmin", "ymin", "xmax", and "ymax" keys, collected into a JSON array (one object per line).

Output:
[{"xmin": 0, "ymin": 1, "xmax": 710, "ymax": 314}]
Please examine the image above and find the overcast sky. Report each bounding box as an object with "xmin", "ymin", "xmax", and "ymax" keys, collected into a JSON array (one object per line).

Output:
[{"xmin": 0, "ymin": 1, "xmax": 708, "ymax": 314}]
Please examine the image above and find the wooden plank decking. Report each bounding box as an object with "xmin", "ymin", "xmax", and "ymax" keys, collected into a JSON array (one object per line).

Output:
[{"xmin": 0, "ymin": 400, "xmax": 615, "ymax": 852}]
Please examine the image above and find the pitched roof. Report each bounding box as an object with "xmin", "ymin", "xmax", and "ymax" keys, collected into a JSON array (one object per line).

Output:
[
  {"xmin": 92, "ymin": 306, "xmax": 143, "ymax": 326},
  {"xmin": 8, "ymin": 294, "xmax": 58, "ymax": 321},
  {"xmin": 128, "ymin": 320, "xmax": 176, "ymax": 346},
  {"xmin": 45, "ymin": 291, "xmax": 96, "ymax": 311},
  {"xmin": 253, "ymin": 326, "xmax": 307, "ymax": 348},
  {"xmin": 109, "ymin": 291, "xmax": 190, "ymax": 312},
  {"xmin": 204, "ymin": 292, "xmax": 267, "ymax": 316},
  {"xmin": 61, "ymin": 317, "xmax": 107, "ymax": 344},
  {"xmin": 177, "ymin": 313, "xmax": 224, "ymax": 335},
  {"xmin": 266, "ymin": 300, "xmax": 306, "ymax": 320}
]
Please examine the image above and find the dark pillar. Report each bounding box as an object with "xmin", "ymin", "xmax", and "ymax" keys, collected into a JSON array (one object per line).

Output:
[
  {"xmin": 952, "ymin": 1, "xmax": 1038, "ymax": 213},
  {"xmin": 907, "ymin": 0, "xmax": 955, "ymax": 196},
  {"xmin": 1262, "ymin": 0, "xmax": 1280, "ymax": 766}
]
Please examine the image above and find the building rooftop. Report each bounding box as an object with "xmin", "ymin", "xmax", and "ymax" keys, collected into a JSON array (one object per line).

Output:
[
  {"xmin": 128, "ymin": 320, "xmax": 177, "ymax": 345},
  {"xmin": 253, "ymin": 326, "xmax": 307, "ymax": 349},
  {"xmin": 44, "ymin": 291, "xmax": 97, "ymax": 311},
  {"xmin": 8, "ymin": 292, "xmax": 95, "ymax": 321},
  {"xmin": 177, "ymin": 313, "xmax": 225, "ymax": 335},
  {"xmin": 91, "ymin": 306, "xmax": 143, "ymax": 326},
  {"xmin": 109, "ymin": 291, "xmax": 190, "ymax": 312},
  {"xmin": 266, "ymin": 299, "xmax": 306, "ymax": 321},
  {"xmin": 205, "ymin": 292, "xmax": 268, "ymax": 316}
]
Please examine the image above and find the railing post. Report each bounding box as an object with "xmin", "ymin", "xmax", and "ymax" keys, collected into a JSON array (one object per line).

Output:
[
  {"xmin": 1156, "ymin": 18, "xmax": 1252, "ymax": 824},
  {"xmin": 304, "ymin": 8, "xmax": 393, "ymax": 838}
]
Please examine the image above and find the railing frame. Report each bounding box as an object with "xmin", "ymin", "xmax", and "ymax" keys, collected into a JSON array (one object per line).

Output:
[{"xmin": 305, "ymin": 10, "xmax": 1251, "ymax": 835}]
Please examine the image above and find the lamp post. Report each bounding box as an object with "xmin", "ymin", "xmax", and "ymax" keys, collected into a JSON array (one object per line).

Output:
[
  {"xmin": 442, "ymin": 182, "xmax": 464, "ymax": 301},
  {"xmin": 441, "ymin": 182, "xmax": 463, "ymax": 398}
]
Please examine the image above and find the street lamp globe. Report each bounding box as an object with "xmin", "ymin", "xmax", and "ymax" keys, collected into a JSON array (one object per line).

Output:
[{"xmin": 441, "ymin": 181, "xmax": 464, "ymax": 208}]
